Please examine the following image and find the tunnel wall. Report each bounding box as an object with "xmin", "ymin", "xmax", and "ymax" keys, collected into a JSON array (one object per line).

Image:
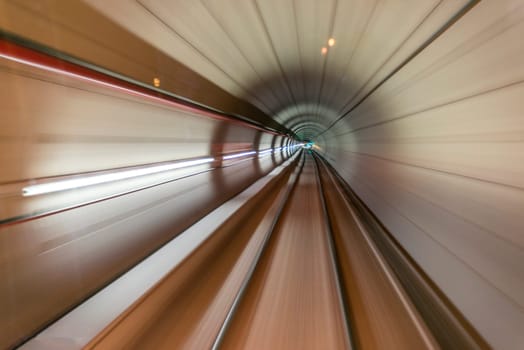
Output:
[
  {"xmin": 0, "ymin": 0, "xmax": 284, "ymax": 132},
  {"xmin": 323, "ymin": 2, "xmax": 524, "ymax": 348},
  {"xmin": 0, "ymin": 51, "xmax": 292, "ymax": 349}
]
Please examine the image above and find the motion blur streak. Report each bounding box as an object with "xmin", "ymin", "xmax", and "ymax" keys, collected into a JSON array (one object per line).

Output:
[
  {"xmin": 22, "ymin": 157, "xmax": 215, "ymax": 196},
  {"xmin": 222, "ymin": 151, "xmax": 257, "ymax": 160},
  {"xmin": 1, "ymin": 0, "xmax": 523, "ymax": 349}
]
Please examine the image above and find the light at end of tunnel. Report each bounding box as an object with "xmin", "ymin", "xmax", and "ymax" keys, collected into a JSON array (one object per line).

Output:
[
  {"xmin": 22, "ymin": 157, "xmax": 214, "ymax": 196},
  {"xmin": 321, "ymin": 47, "xmax": 328, "ymax": 55},
  {"xmin": 328, "ymin": 38, "xmax": 335, "ymax": 47},
  {"xmin": 153, "ymin": 77, "xmax": 161, "ymax": 87}
]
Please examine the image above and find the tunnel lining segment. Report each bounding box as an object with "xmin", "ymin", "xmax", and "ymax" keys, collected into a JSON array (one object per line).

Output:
[{"xmin": 313, "ymin": 0, "xmax": 480, "ymax": 139}]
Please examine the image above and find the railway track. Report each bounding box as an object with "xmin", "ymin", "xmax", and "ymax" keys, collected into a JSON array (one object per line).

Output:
[
  {"xmin": 62, "ymin": 151, "xmax": 431, "ymax": 350},
  {"xmin": 22, "ymin": 151, "xmax": 485, "ymax": 349}
]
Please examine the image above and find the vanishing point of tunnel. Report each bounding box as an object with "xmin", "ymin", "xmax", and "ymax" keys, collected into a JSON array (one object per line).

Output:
[{"xmin": 0, "ymin": 1, "xmax": 523, "ymax": 349}]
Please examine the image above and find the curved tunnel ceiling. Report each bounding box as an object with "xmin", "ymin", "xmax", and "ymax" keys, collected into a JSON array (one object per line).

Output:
[{"xmin": 84, "ymin": 0, "xmax": 475, "ymax": 141}]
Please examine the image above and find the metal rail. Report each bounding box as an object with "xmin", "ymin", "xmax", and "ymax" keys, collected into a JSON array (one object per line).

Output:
[
  {"xmin": 312, "ymin": 152, "xmax": 356, "ymax": 350},
  {"xmin": 315, "ymin": 153, "xmax": 487, "ymax": 349},
  {"xmin": 211, "ymin": 151, "xmax": 305, "ymax": 350}
]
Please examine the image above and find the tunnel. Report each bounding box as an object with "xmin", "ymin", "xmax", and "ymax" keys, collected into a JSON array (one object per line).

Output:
[{"xmin": 0, "ymin": 0, "xmax": 523, "ymax": 349}]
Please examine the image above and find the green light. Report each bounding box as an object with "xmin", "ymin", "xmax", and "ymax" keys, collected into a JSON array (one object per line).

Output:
[{"xmin": 303, "ymin": 141, "xmax": 314, "ymax": 149}]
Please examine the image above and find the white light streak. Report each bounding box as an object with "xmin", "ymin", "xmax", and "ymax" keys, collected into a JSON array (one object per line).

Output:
[
  {"xmin": 222, "ymin": 151, "xmax": 257, "ymax": 160},
  {"xmin": 22, "ymin": 157, "xmax": 214, "ymax": 196}
]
